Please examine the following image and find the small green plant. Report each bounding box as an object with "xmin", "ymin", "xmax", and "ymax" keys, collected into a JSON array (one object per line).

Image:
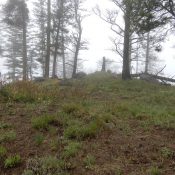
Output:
[
  {"xmin": 161, "ymin": 147, "xmax": 174, "ymax": 159},
  {"xmin": 48, "ymin": 126, "xmax": 57, "ymax": 135},
  {"xmin": 31, "ymin": 115, "xmax": 56, "ymax": 130},
  {"xmin": 148, "ymin": 166, "xmax": 162, "ymax": 175},
  {"xmin": 0, "ymin": 122, "xmax": 11, "ymax": 129},
  {"xmin": 0, "ymin": 146, "xmax": 7, "ymax": 158},
  {"xmin": 62, "ymin": 141, "xmax": 82, "ymax": 158},
  {"xmin": 40, "ymin": 156, "xmax": 61, "ymax": 169},
  {"xmin": 22, "ymin": 170, "xmax": 34, "ymax": 175},
  {"xmin": 56, "ymin": 112, "xmax": 69, "ymax": 125},
  {"xmin": 84, "ymin": 154, "xmax": 96, "ymax": 169},
  {"xmin": 23, "ymin": 156, "xmax": 63, "ymax": 174},
  {"xmin": 64, "ymin": 119, "xmax": 103, "ymax": 140},
  {"xmin": 0, "ymin": 131, "xmax": 16, "ymax": 143},
  {"xmin": 1, "ymin": 81, "xmax": 50, "ymax": 103},
  {"xmin": 62, "ymin": 103, "xmax": 81, "ymax": 115},
  {"xmin": 34, "ymin": 134, "xmax": 44, "ymax": 146},
  {"xmin": 50, "ymin": 139, "xmax": 59, "ymax": 151},
  {"xmin": 4, "ymin": 155, "xmax": 21, "ymax": 168},
  {"xmin": 115, "ymin": 168, "xmax": 124, "ymax": 175}
]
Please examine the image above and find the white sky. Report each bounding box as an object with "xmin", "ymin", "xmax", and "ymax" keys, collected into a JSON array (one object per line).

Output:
[{"xmin": 0, "ymin": 0, "xmax": 175, "ymax": 77}]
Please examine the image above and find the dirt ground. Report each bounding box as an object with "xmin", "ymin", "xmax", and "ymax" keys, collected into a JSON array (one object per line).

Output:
[{"xmin": 0, "ymin": 102, "xmax": 175, "ymax": 175}]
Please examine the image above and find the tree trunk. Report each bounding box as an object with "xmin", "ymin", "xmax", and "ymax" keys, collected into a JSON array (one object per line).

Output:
[
  {"xmin": 129, "ymin": 35, "xmax": 132, "ymax": 74},
  {"xmin": 101, "ymin": 56, "xmax": 106, "ymax": 72},
  {"xmin": 22, "ymin": 1, "xmax": 27, "ymax": 81},
  {"xmin": 52, "ymin": 20, "xmax": 61, "ymax": 78},
  {"xmin": 41, "ymin": 33, "xmax": 46, "ymax": 77},
  {"xmin": 72, "ymin": 31, "xmax": 82, "ymax": 78},
  {"xmin": 62, "ymin": 33, "xmax": 66, "ymax": 80},
  {"xmin": 12, "ymin": 32, "xmax": 17, "ymax": 82},
  {"xmin": 45, "ymin": 0, "xmax": 51, "ymax": 78},
  {"xmin": 41, "ymin": 15, "xmax": 46, "ymax": 77},
  {"xmin": 122, "ymin": 2, "xmax": 131, "ymax": 80},
  {"xmin": 136, "ymin": 43, "xmax": 139, "ymax": 74},
  {"xmin": 145, "ymin": 32, "xmax": 150, "ymax": 74}
]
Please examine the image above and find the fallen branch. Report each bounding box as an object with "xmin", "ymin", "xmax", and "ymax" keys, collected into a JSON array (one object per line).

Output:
[{"xmin": 132, "ymin": 73, "xmax": 175, "ymax": 83}]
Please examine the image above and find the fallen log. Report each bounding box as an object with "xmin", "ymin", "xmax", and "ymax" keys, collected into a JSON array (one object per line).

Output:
[{"xmin": 132, "ymin": 73, "xmax": 175, "ymax": 83}]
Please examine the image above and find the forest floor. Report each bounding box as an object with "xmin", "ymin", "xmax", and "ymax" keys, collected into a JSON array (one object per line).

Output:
[{"xmin": 0, "ymin": 72, "xmax": 175, "ymax": 175}]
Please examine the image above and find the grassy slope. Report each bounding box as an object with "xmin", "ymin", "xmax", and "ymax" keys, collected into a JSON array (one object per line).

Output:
[{"xmin": 0, "ymin": 72, "xmax": 175, "ymax": 175}]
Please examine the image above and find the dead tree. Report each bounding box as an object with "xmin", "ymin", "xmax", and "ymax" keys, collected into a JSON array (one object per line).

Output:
[
  {"xmin": 72, "ymin": 0, "xmax": 88, "ymax": 78},
  {"xmin": 101, "ymin": 57, "xmax": 106, "ymax": 72}
]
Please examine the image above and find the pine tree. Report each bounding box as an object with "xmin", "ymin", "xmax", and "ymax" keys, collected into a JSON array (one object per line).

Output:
[
  {"xmin": 3, "ymin": 0, "xmax": 29, "ymax": 80},
  {"xmin": 33, "ymin": 0, "xmax": 47, "ymax": 77}
]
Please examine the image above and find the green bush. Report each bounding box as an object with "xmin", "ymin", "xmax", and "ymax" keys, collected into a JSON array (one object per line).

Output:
[{"xmin": 4, "ymin": 155, "xmax": 21, "ymax": 168}]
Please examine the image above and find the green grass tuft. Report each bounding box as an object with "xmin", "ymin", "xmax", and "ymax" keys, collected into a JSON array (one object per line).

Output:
[
  {"xmin": 84, "ymin": 154, "xmax": 96, "ymax": 169},
  {"xmin": 64, "ymin": 119, "xmax": 103, "ymax": 140},
  {"xmin": 148, "ymin": 166, "xmax": 162, "ymax": 175},
  {"xmin": 0, "ymin": 122, "xmax": 12, "ymax": 129},
  {"xmin": 62, "ymin": 141, "xmax": 82, "ymax": 159},
  {"xmin": 4, "ymin": 155, "xmax": 21, "ymax": 168},
  {"xmin": 0, "ymin": 146, "xmax": 7, "ymax": 159},
  {"xmin": 34, "ymin": 134, "xmax": 45, "ymax": 146},
  {"xmin": 31, "ymin": 115, "xmax": 57, "ymax": 130},
  {"xmin": 0, "ymin": 131, "xmax": 16, "ymax": 143},
  {"xmin": 160, "ymin": 147, "xmax": 174, "ymax": 159}
]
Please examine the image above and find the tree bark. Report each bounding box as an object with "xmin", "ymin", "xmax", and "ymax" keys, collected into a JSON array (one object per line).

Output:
[
  {"xmin": 41, "ymin": 0, "xmax": 46, "ymax": 77},
  {"xmin": 45, "ymin": 0, "xmax": 51, "ymax": 78},
  {"xmin": 101, "ymin": 56, "xmax": 106, "ymax": 72},
  {"xmin": 122, "ymin": 2, "xmax": 131, "ymax": 80},
  {"xmin": 52, "ymin": 20, "xmax": 61, "ymax": 78},
  {"xmin": 72, "ymin": 32, "xmax": 81, "ymax": 78},
  {"xmin": 62, "ymin": 32, "xmax": 66, "ymax": 80},
  {"xmin": 136, "ymin": 43, "xmax": 139, "ymax": 74},
  {"xmin": 145, "ymin": 32, "xmax": 150, "ymax": 74},
  {"xmin": 22, "ymin": 1, "xmax": 27, "ymax": 81}
]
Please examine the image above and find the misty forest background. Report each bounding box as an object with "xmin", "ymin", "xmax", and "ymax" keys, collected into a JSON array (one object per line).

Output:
[
  {"xmin": 0, "ymin": 0, "xmax": 175, "ymax": 82},
  {"xmin": 1, "ymin": 1, "xmax": 175, "ymax": 174}
]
